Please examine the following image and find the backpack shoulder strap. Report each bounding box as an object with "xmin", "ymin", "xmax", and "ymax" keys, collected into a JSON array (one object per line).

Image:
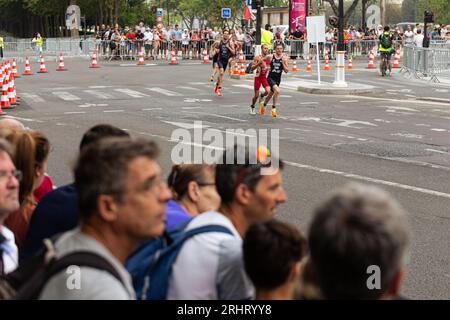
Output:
[
  {"xmin": 45, "ymin": 251, "xmax": 126, "ymax": 288},
  {"xmin": 181, "ymin": 224, "xmax": 234, "ymax": 241}
]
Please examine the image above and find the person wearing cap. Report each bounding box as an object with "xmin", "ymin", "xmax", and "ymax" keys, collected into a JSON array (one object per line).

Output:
[{"xmin": 167, "ymin": 144, "xmax": 287, "ymax": 300}]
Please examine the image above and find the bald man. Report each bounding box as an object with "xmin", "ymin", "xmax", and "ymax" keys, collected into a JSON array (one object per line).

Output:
[{"xmin": 0, "ymin": 118, "xmax": 26, "ymax": 131}]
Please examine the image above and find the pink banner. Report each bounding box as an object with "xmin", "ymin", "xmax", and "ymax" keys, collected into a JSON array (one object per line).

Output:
[{"xmin": 290, "ymin": 0, "xmax": 307, "ymax": 33}]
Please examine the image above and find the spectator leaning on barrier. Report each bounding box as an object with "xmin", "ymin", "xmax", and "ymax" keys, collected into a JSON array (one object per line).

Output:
[
  {"xmin": 404, "ymin": 25, "xmax": 414, "ymax": 46},
  {"xmin": 243, "ymin": 219, "xmax": 307, "ymax": 300},
  {"xmin": 415, "ymin": 29, "xmax": 424, "ymax": 48},
  {"xmin": 308, "ymin": 183, "xmax": 410, "ymax": 300},
  {"xmin": 39, "ymin": 137, "xmax": 172, "ymax": 299},
  {"xmin": 22, "ymin": 124, "xmax": 130, "ymax": 262},
  {"xmin": 0, "ymin": 139, "xmax": 20, "ymax": 276},
  {"xmin": 167, "ymin": 144, "xmax": 287, "ymax": 300}
]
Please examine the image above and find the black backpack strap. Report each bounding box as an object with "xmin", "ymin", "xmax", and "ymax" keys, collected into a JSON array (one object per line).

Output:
[{"xmin": 44, "ymin": 251, "xmax": 126, "ymax": 288}]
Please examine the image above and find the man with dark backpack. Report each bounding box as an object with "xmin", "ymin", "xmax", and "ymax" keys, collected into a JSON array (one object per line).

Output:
[
  {"xmin": 378, "ymin": 26, "xmax": 395, "ymax": 76},
  {"xmin": 126, "ymin": 144, "xmax": 288, "ymax": 300},
  {"xmin": 1, "ymin": 138, "xmax": 172, "ymax": 299}
]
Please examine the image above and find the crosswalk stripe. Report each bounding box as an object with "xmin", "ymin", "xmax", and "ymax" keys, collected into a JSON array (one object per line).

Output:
[
  {"xmin": 21, "ymin": 93, "xmax": 44, "ymax": 103},
  {"xmin": 177, "ymin": 86, "xmax": 202, "ymax": 91},
  {"xmin": 52, "ymin": 91, "xmax": 81, "ymax": 101},
  {"xmin": 83, "ymin": 90, "xmax": 114, "ymax": 99},
  {"xmin": 232, "ymin": 84, "xmax": 254, "ymax": 90},
  {"xmin": 114, "ymin": 88, "xmax": 149, "ymax": 98},
  {"xmin": 146, "ymin": 87, "xmax": 182, "ymax": 96}
]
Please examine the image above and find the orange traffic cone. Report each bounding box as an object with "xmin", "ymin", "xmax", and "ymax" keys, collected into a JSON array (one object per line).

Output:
[
  {"xmin": 57, "ymin": 54, "xmax": 67, "ymax": 71},
  {"xmin": 240, "ymin": 63, "xmax": 246, "ymax": 76},
  {"xmin": 306, "ymin": 56, "xmax": 312, "ymax": 72},
  {"xmin": 1, "ymin": 76, "xmax": 11, "ymax": 109},
  {"xmin": 233, "ymin": 61, "xmax": 239, "ymax": 75},
  {"xmin": 8, "ymin": 69, "xmax": 17, "ymax": 105},
  {"xmin": 203, "ymin": 49, "xmax": 209, "ymax": 63},
  {"xmin": 170, "ymin": 49, "xmax": 178, "ymax": 65},
  {"xmin": 12, "ymin": 59, "xmax": 19, "ymax": 78},
  {"xmin": 23, "ymin": 57, "xmax": 32, "ymax": 75},
  {"xmin": 291, "ymin": 60, "xmax": 298, "ymax": 72},
  {"xmin": 324, "ymin": 57, "xmax": 331, "ymax": 71},
  {"xmin": 393, "ymin": 49, "xmax": 400, "ymax": 68},
  {"xmin": 38, "ymin": 55, "xmax": 47, "ymax": 73},
  {"xmin": 348, "ymin": 56, "xmax": 353, "ymax": 70},
  {"xmin": 90, "ymin": 52, "xmax": 99, "ymax": 68},
  {"xmin": 367, "ymin": 49, "xmax": 375, "ymax": 69},
  {"xmin": 137, "ymin": 48, "xmax": 145, "ymax": 65},
  {"xmin": 238, "ymin": 50, "xmax": 245, "ymax": 64}
]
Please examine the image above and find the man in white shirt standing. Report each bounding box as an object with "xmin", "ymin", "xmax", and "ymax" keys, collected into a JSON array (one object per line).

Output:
[
  {"xmin": 404, "ymin": 25, "xmax": 415, "ymax": 46},
  {"xmin": 415, "ymin": 29, "xmax": 424, "ymax": 47},
  {"xmin": 0, "ymin": 139, "xmax": 20, "ymax": 276},
  {"xmin": 168, "ymin": 144, "xmax": 288, "ymax": 300},
  {"xmin": 144, "ymin": 27, "xmax": 154, "ymax": 59}
]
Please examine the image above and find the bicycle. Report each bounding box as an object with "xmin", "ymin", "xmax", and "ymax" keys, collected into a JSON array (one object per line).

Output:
[{"xmin": 380, "ymin": 52, "xmax": 391, "ymax": 77}]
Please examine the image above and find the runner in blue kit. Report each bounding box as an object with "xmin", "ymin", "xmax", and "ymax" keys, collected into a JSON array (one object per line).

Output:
[
  {"xmin": 259, "ymin": 43, "xmax": 289, "ymax": 118},
  {"xmin": 214, "ymin": 29, "xmax": 235, "ymax": 97}
]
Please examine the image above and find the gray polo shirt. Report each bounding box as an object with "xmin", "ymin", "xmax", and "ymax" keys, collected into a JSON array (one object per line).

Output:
[{"xmin": 39, "ymin": 228, "xmax": 135, "ymax": 300}]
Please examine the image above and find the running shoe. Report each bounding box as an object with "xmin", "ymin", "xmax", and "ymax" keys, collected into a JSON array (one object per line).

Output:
[
  {"xmin": 210, "ymin": 75, "xmax": 214, "ymax": 82},
  {"xmin": 217, "ymin": 88, "xmax": 223, "ymax": 96},
  {"xmin": 249, "ymin": 106, "xmax": 256, "ymax": 115},
  {"xmin": 271, "ymin": 107, "xmax": 277, "ymax": 118},
  {"xmin": 259, "ymin": 102, "xmax": 266, "ymax": 115},
  {"xmin": 214, "ymin": 84, "xmax": 218, "ymax": 93}
]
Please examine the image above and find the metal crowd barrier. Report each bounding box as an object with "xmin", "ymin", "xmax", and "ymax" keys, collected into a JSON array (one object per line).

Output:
[{"xmin": 401, "ymin": 45, "xmax": 450, "ymax": 83}]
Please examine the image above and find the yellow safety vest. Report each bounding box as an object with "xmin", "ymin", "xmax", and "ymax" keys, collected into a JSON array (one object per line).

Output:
[
  {"xmin": 261, "ymin": 30, "xmax": 273, "ymax": 50},
  {"xmin": 33, "ymin": 37, "xmax": 43, "ymax": 46},
  {"xmin": 0, "ymin": 37, "xmax": 4, "ymax": 48}
]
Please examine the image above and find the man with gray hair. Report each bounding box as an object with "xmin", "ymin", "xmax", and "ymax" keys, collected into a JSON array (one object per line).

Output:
[
  {"xmin": 308, "ymin": 183, "xmax": 410, "ymax": 300},
  {"xmin": 39, "ymin": 137, "xmax": 172, "ymax": 299}
]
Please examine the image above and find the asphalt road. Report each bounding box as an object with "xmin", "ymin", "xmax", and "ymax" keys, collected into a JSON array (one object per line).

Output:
[{"xmin": 3, "ymin": 57, "xmax": 450, "ymax": 299}]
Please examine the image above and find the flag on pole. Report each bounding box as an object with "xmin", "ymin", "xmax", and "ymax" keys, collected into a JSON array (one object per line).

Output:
[{"xmin": 243, "ymin": 4, "xmax": 252, "ymax": 20}]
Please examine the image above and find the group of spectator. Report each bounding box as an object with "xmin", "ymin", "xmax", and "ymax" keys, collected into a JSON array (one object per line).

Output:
[{"xmin": 0, "ymin": 117, "xmax": 412, "ymax": 300}]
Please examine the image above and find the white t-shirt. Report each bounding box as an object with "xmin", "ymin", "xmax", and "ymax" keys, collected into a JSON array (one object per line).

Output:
[
  {"xmin": 325, "ymin": 32, "xmax": 333, "ymax": 42},
  {"xmin": 181, "ymin": 33, "xmax": 190, "ymax": 45},
  {"xmin": 144, "ymin": 31, "xmax": 153, "ymax": 44},
  {"xmin": 415, "ymin": 34, "xmax": 424, "ymax": 47},
  {"xmin": 404, "ymin": 30, "xmax": 414, "ymax": 44},
  {"xmin": 0, "ymin": 226, "xmax": 18, "ymax": 274},
  {"xmin": 167, "ymin": 211, "xmax": 254, "ymax": 300}
]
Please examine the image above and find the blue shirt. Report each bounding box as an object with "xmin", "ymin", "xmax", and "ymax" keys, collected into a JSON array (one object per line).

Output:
[
  {"xmin": 171, "ymin": 29, "xmax": 182, "ymax": 40},
  {"xmin": 165, "ymin": 200, "xmax": 192, "ymax": 232}
]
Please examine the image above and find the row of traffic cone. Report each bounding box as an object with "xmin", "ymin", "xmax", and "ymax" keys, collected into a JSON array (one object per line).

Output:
[
  {"xmin": 20, "ymin": 54, "xmax": 67, "ymax": 75},
  {"xmin": 0, "ymin": 60, "xmax": 20, "ymax": 115},
  {"xmin": 367, "ymin": 47, "xmax": 401, "ymax": 69}
]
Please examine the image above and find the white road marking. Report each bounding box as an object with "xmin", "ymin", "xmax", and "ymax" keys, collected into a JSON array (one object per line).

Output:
[
  {"xmin": 280, "ymin": 95, "xmax": 292, "ymax": 98},
  {"xmin": 435, "ymin": 89, "xmax": 449, "ymax": 93},
  {"xmin": 284, "ymin": 161, "xmax": 450, "ymax": 199},
  {"xmin": 387, "ymin": 106, "xmax": 419, "ymax": 112},
  {"xmin": 391, "ymin": 133, "xmax": 423, "ymax": 139},
  {"xmin": 177, "ymin": 86, "xmax": 202, "ymax": 91},
  {"xmin": 232, "ymin": 84, "xmax": 254, "ymax": 90},
  {"xmin": 426, "ymin": 149, "xmax": 449, "ymax": 154},
  {"xmin": 52, "ymin": 91, "xmax": 81, "ymax": 101},
  {"xmin": 89, "ymin": 86, "xmax": 114, "ymax": 89},
  {"xmin": 374, "ymin": 119, "xmax": 392, "ymax": 123},
  {"xmin": 340, "ymin": 100, "xmax": 359, "ymax": 103},
  {"xmin": 103, "ymin": 110, "xmax": 124, "ymax": 113},
  {"xmin": 430, "ymin": 128, "xmax": 447, "ymax": 132},
  {"xmin": 404, "ymin": 94, "xmax": 416, "ymax": 98},
  {"xmin": 78, "ymin": 103, "xmax": 108, "ymax": 108},
  {"xmin": 114, "ymin": 88, "xmax": 149, "ymax": 98},
  {"xmin": 142, "ymin": 108, "xmax": 163, "ymax": 111},
  {"xmin": 181, "ymin": 111, "xmax": 247, "ymax": 122},
  {"xmin": 415, "ymin": 124, "xmax": 431, "ymax": 127},
  {"xmin": 83, "ymin": 90, "xmax": 114, "ymax": 99},
  {"xmin": 50, "ymin": 87, "xmax": 80, "ymax": 91},
  {"xmin": 300, "ymin": 102, "xmax": 319, "ymax": 105},
  {"xmin": 64, "ymin": 111, "xmax": 86, "ymax": 114},
  {"xmin": 2, "ymin": 115, "xmax": 44, "ymax": 123},
  {"xmin": 20, "ymin": 93, "xmax": 44, "ymax": 103},
  {"xmin": 146, "ymin": 87, "xmax": 182, "ymax": 96},
  {"xmin": 182, "ymin": 107, "xmax": 203, "ymax": 110}
]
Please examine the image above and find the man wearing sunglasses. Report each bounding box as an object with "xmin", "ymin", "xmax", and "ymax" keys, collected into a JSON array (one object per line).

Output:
[
  {"xmin": 0, "ymin": 139, "xmax": 21, "ymax": 276},
  {"xmin": 168, "ymin": 144, "xmax": 288, "ymax": 300}
]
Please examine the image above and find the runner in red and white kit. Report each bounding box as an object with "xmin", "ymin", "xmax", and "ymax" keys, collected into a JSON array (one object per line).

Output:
[{"xmin": 249, "ymin": 44, "xmax": 271, "ymax": 115}]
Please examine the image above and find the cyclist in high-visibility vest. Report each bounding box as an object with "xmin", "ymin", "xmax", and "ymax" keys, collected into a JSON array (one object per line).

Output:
[{"xmin": 32, "ymin": 32, "xmax": 43, "ymax": 58}]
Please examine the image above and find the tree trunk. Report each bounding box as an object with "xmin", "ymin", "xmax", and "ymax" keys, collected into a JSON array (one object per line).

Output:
[
  {"xmin": 99, "ymin": 0, "xmax": 104, "ymax": 25},
  {"xmin": 114, "ymin": 0, "xmax": 120, "ymax": 26}
]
